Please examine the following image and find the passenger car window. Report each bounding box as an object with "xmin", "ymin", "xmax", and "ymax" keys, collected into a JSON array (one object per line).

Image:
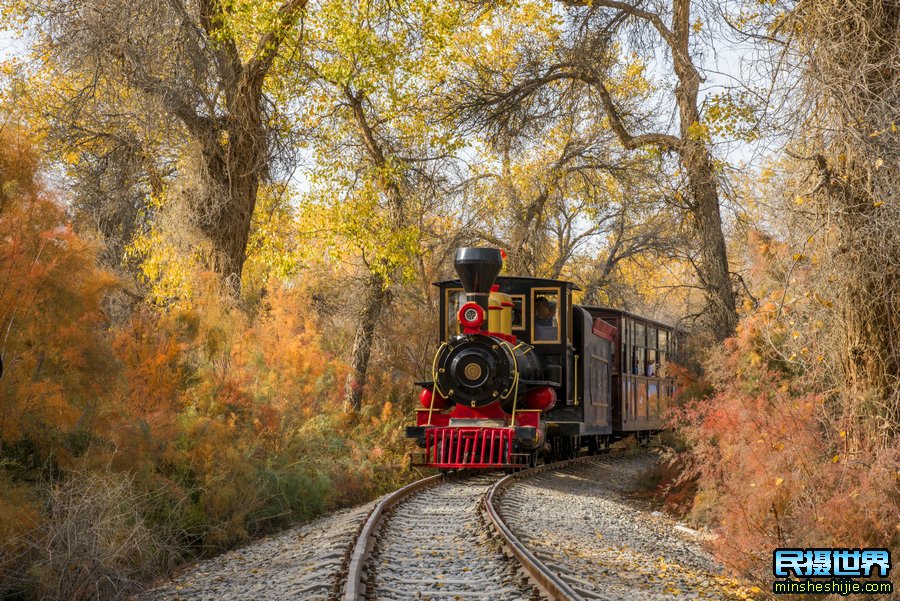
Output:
[{"xmin": 632, "ymin": 322, "xmax": 645, "ymax": 375}]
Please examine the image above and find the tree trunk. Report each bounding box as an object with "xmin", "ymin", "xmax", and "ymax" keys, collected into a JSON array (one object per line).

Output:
[
  {"xmin": 671, "ymin": 0, "xmax": 737, "ymax": 341},
  {"xmin": 340, "ymin": 91, "xmax": 405, "ymax": 411},
  {"xmin": 572, "ymin": 0, "xmax": 738, "ymax": 339},
  {"xmin": 829, "ymin": 164, "xmax": 900, "ymax": 440},
  {"xmin": 343, "ymin": 272, "xmax": 390, "ymax": 412},
  {"xmin": 193, "ymin": 79, "xmax": 267, "ymax": 295},
  {"xmin": 681, "ymin": 141, "xmax": 738, "ymax": 340}
]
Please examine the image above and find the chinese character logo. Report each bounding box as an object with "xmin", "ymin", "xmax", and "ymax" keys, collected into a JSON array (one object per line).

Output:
[{"xmin": 773, "ymin": 548, "xmax": 891, "ymax": 578}]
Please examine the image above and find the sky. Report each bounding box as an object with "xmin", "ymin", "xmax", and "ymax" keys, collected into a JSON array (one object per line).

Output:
[{"xmin": 0, "ymin": 29, "xmax": 23, "ymax": 63}]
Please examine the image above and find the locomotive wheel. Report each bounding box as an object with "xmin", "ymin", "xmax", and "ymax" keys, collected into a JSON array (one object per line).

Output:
[
  {"xmin": 548, "ymin": 435, "xmax": 578, "ymax": 462},
  {"xmin": 545, "ymin": 438, "xmax": 557, "ymax": 464},
  {"xmin": 588, "ymin": 436, "xmax": 610, "ymax": 455}
]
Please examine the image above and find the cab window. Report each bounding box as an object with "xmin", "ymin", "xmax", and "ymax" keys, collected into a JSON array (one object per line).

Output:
[
  {"xmin": 445, "ymin": 288, "xmax": 465, "ymax": 338},
  {"xmin": 532, "ymin": 288, "xmax": 560, "ymax": 343},
  {"xmin": 510, "ymin": 295, "xmax": 525, "ymax": 330}
]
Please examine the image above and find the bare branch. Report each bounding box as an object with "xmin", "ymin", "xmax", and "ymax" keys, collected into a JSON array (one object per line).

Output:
[
  {"xmin": 592, "ymin": 79, "xmax": 681, "ymax": 151},
  {"xmin": 558, "ymin": 0, "xmax": 676, "ymax": 47}
]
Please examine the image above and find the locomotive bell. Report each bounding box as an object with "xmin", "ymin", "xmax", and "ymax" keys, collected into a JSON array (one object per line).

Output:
[{"xmin": 454, "ymin": 247, "xmax": 503, "ymax": 326}]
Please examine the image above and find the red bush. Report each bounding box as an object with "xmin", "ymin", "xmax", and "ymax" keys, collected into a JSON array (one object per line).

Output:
[{"xmin": 669, "ymin": 300, "xmax": 899, "ymax": 589}]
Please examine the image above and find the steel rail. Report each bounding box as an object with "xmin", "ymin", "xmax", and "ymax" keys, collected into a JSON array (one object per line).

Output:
[
  {"xmin": 342, "ymin": 473, "xmax": 443, "ymax": 601},
  {"xmin": 483, "ymin": 452, "xmax": 626, "ymax": 601}
]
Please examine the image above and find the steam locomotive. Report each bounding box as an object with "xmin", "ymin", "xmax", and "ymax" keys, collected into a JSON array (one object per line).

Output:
[{"xmin": 406, "ymin": 247, "xmax": 678, "ymax": 470}]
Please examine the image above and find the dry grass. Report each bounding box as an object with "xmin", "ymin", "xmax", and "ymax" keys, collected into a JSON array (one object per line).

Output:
[{"xmin": 1, "ymin": 471, "xmax": 184, "ymax": 601}]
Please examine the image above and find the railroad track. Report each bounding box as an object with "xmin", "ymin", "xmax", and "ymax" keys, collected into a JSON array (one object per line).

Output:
[
  {"xmin": 342, "ymin": 453, "xmax": 620, "ymax": 601},
  {"xmin": 483, "ymin": 454, "xmax": 615, "ymax": 600},
  {"xmin": 148, "ymin": 448, "xmax": 747, "ymax": 601},
  {"xmin": 343, "ymin": 471, "xmax": 539, "ymax": 600}
]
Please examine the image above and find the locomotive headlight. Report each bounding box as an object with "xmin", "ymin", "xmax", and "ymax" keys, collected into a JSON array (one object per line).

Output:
[{"xmin": 457, "ymin": 301, "xmax": 484, "ymax": 333}]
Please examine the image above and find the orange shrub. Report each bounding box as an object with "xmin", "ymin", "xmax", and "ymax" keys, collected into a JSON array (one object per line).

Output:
[
  {"xmin": 105, "ymin": 281, "xmax": 415, "ymax": 544},
  {"xmin": 0, "ymin": 127, "xmax": 118, "ymax": 472}
]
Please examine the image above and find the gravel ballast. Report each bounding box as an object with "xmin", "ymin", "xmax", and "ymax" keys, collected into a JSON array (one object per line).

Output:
[{"xmin": 495, "ymin": 453, "xmax": 760, "ymax": 600}]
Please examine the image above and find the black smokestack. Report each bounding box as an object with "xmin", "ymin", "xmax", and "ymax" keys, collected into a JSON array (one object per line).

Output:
[{"xmin": 454, "ymin": 248, "xmax": 503, "ymax": 325}]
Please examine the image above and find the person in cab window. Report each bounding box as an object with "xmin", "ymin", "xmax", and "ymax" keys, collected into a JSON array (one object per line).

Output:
[
  {"xmin": 512, "ymin": 301, "xmax": 523, "ymax": 328},
  {"xmin": 534, "ymin": 297, "xmax": 558, "ymax": 341}
]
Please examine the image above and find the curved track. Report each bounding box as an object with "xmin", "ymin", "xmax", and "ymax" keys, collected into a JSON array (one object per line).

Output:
[
  {"xmin": 148, "ymin": 450, "xmax": 754, "ymax": 600},
  {"xmin": 345, "ymin": 472, "xmax": 538, "ymax": 600},
  {"xmin": 343, "ymin": 453, "xmax": 626, "ymax": 601}
]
